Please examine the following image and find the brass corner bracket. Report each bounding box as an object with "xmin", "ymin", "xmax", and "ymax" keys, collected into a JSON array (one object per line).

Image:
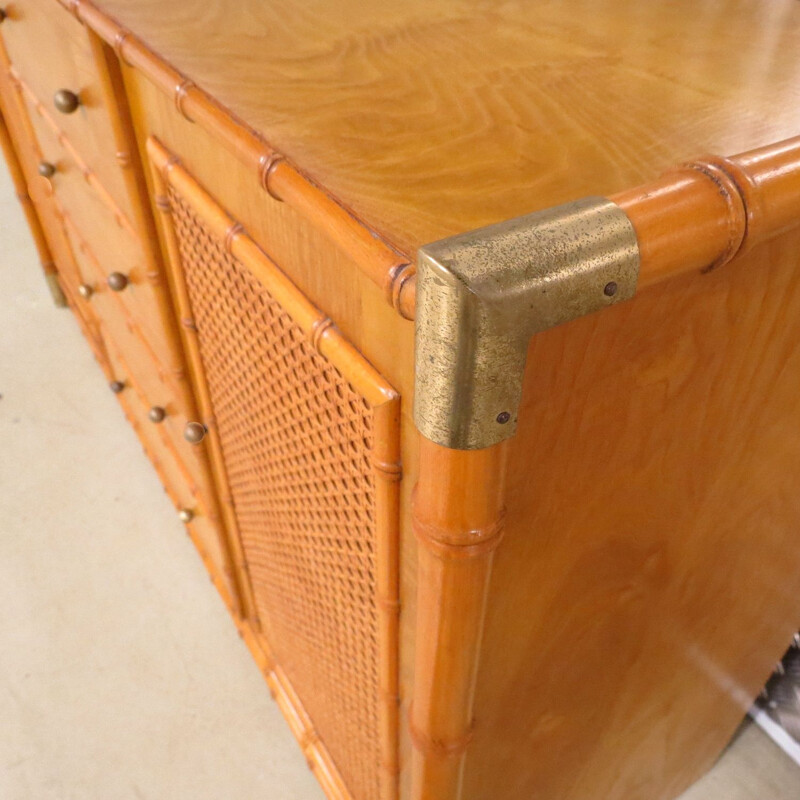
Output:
[{"xmin": 414, "ymin": 196, "xmax": 640, "ymax": 450}]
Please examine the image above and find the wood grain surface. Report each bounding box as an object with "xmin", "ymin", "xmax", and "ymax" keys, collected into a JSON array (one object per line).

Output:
[
  {"xmin": 72, "ymin": 0, "xmax": 800, "ymax": 253},
  {"xmin": 467, "ymin": 228, "xmax": 800, "ymax": 800},
  {"xmin": 5, "ymin": 3, "xmax": 800, "ymax": 799}
]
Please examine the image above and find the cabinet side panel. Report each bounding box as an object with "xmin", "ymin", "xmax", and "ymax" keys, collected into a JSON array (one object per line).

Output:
[{"xmin": 466, "ymin": 230, "xmax": 800, "ymax": 800}]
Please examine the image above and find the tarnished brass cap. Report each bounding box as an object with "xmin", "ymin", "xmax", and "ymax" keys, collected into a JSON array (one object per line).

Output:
[
  {"xmin": 107, "ymin": 272, "xmax": 128, "ymax": 292},
  {"xmin": 109, "ymin": 380, "xmax": 125, "ymax": 394},
  {"xmin": 78, "ymin": 283, "xmax": 93, "ymax": 299},
  {"xmin": 53, "ymin": 89, "xmax": 80, "ymax": 114},
  {"xmin": 183, "ymin": 421, "xmax": 207, "ymax": 444},
  {"xmin": 178, "ymin": 508, "xmax": 194, "ymax": 523},
  {"xmin": 38, "ymin": 161, "xmax": 56, "ymax": 178},
  {"xmin": 414, "ymin": 197, "xmax": 640, "ymax": 449},
  {"xmin": 148, "ymin": 405, "xmax": 166, "ymax": 423}
]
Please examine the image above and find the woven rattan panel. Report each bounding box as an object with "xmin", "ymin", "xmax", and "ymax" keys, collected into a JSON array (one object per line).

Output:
[{"xmin": 169, "ymin": 188, "xmax": 381, "ymax": 800}]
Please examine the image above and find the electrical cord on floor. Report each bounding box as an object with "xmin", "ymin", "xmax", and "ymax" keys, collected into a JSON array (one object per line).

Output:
[{"xmin": 757, "ymin": 633, "xmax": 800, "ymax": 742}]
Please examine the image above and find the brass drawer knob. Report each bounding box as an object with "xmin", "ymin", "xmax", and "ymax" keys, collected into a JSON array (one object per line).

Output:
[
  {"xmin": 183, "ymin": 421, "xmax": 207, "ymax": 444},
  {"xmin": 148, "ymin": 405, "xmax": 167, "ymax": 423},
  {"xmin": 107, "ymin": 271, "xmax": 128, "ymax": 291},
  {"xmin": 178, "ymin": 508, "xmax": 194, "ymax": 523},
  {"xmin": 78, "ymin": 283, "xmax": 93, "ymax": 299},
  {"xmin": 53, "ymin": 89, "xmax": 80, "ymax": 114},
  {"xmin": 38, "ymin": 161, "xmax": 56, "ymax": 178},
  {"xmin": 109, "ymin": 380, "xmax": 125, "ymax": 394}
]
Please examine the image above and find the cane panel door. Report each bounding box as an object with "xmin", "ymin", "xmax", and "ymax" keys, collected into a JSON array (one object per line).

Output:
[{"xmin": 147, "ymin": 137, "xmax": 401, "ymax": 800}]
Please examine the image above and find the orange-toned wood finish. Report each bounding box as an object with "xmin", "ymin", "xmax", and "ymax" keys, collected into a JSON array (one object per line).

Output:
[
  {"xmin": 148, "ymin": 136, "xmax": 402, "ymax": 800},
  {"xmin": 3, "ymin": 3, "xmax": 800, "ymax": 800},
  {"xmin": 410, "ymin": 440, "xmax": 507, "ymax": 800},
  {"xmin": 53, "ymin": 0, "xmax": 415, "ymax": 318},
  {"xmin": 465, "ymin": 226, "xmax": 800, "ymax": 800},
  {"xmin": 0, "ymin": 0, "xmax": 236, "ymax": 598},
  {"xmin": 0, "ymin": 106, "xmax": 63, "ymax": 304}
]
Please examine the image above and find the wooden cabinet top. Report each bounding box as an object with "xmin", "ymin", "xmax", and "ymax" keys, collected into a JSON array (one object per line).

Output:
[{"xmin": 84, "ymin": 0, "xmax": 800, "ymax": 253}]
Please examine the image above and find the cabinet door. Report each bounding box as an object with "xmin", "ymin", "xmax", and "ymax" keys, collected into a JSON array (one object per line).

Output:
[{"xmin": 147, "ymin": 137, "xmax": 400, "ymax": 800}]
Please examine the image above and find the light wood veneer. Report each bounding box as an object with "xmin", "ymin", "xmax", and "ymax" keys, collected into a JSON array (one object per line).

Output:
[{"xmin": 1, "ymin": 3, "xmax": 800, "ymax": 800}]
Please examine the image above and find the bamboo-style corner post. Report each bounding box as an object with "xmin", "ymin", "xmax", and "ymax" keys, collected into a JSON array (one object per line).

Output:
[
  {"xmin": 409, "ymin": 197, "xmax": 640, "ymax": 800},
  {"xmin": 410, "ymin": 438, "xmax": 507, "ymax": 798}
]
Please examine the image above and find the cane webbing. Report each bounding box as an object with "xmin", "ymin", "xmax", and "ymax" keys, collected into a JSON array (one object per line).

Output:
[{"xmin": 169, "ymin": 187, "xmax": 381, "ymax": 800}]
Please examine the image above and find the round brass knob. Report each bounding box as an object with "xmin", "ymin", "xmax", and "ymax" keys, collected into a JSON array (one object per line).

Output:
[
  {"xmin": 107, "ymin": 272, "xmax": 128, "ymax": 292},
  {"xmin": 38, "ymin": 161, "xmax": 56, "ymax": 178},
  {"xmin": 183, "ymin": 421, "xmax": 207, "ymax": 444},
  {"xmin": 78, "ymin": 283, "xmax": 93, "ymax": 299},
  {"xmin": 53, "ymin": 89, "xmax": 80, "ymax": 114},
  {"xmin": 148, "ymin": 405, "xmax": 166, "ymax": 423},
  {"xmin": 109, "ymin": 380, "xmax": 125, "ymax": 394},
  {"xmin": 178, "ymin": 508, "xmax": 194, "ymax": 523}
]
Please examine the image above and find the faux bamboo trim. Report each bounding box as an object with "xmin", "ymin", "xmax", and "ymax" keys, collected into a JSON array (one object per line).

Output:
[
  {"xmin": 59, "ymin": 277, "xmax": 113, "ymax": 370},
  {"xmin": 148, "ymin": 145, "xmax": 255, "ymax": 624},
  {"xmin": 86, "ymin": 29, "xmax": 191, "ymax": 381},
  {"xmin": 612, "ymin": 134, "xmax": 800, "ymax": 290},
  {"xmin": 373, "ymin": 398, "xmax": 402, "ymax": 800},
  {"xmin": 9, "ymin": 68, "xmax": 139, "ymax": 238},
  {"xmin": 148, "ymin": 135, "xmax": 401, "ymax": 800},
  {"xmin": 413, "ymin": 505, "xmax": 506, "ymax": 559},
  {"xmin": 173, "ymin": 78, "xmax": 196, "ymax": 122},
  {"xmin": 667, "ymin": 159, "xmax": 747, "ymax": 271},
  {"xmin": 410, "ymin": 439, "xmax": 508, "ymax": 800},
  {"xmin": 100, "ymin": 324, "xmax": 208, "ymax": 508},
  {"xmin": 148, "ymin": 136, "xmax": 398, "ymax": 409},
  {"xmin": 58, "ymin": 205, "xmax": 189, "ymax": 406},
  {"xmin": 0, "ymin": 105, "xmax": 63, "ymax": 304},
  {"xmin": 407, "ymin": 706, "xmax": 475, "ymax": 757},
  {"xmin": 56, "ymin": 0, "xmax": 415, "ymax": 319}
]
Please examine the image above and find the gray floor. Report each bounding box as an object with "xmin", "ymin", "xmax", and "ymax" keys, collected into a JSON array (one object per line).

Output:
[{"xmin": 1, "ymin": 163, "xmax": 798, "ymax": 800}]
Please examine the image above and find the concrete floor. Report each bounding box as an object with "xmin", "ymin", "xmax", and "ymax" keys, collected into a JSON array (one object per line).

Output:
[{"xmin": 1, "ymin": 163, "xmax": 798, "ymax": 800}]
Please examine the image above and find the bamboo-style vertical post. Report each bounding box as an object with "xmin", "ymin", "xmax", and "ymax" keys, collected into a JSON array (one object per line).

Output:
[
  {"xmin": 147, "ymin": 145, "xmax": 256, "ymax": 624},
  {"xmin": 85, "ymin": 29, "xmax": 191, "ymax": 383},
  {"xmin": 372, "ymin": 398, "xmax": 402, "ymax": 800},
  {"xmin": 410, "ymin": 437, "xmax": 508, "ymax": 800}
]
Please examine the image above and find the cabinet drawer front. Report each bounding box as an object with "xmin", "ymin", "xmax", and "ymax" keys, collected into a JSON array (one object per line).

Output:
[
  {"xmin": 1, "ymin": 0, "xmax": 132, "ymax": 220},
  {"xmin": 148, "ymin": 139, "xmax": 401, "ymax": 800},
  {"xmin": 64, "ymin": 218, "xmax": 216, "ymax": 504},
  {"xmin": 102, "ymin": 326, "xmax": 236, "ymax": 600},
  {"xmin": 23, "ymin": 172, "xmax": 109, "ymax": 361},
  {"xmin": 22, "ymin": 93, "xmax": 177, "ymax": 366}
]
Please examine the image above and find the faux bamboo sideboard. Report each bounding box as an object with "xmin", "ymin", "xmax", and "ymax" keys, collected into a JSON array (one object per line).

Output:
[{"xmin": 3, "ymin": 2, "xmax": 800, "ymax": 799}]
